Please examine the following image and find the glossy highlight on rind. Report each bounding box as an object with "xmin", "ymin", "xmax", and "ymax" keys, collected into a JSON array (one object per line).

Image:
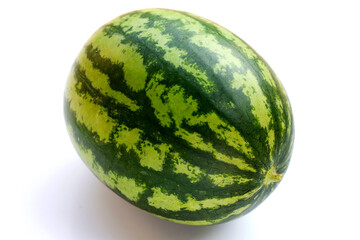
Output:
[{"xmin": 64, "ymin": 8, "xmax": 294, "ymax": 225}]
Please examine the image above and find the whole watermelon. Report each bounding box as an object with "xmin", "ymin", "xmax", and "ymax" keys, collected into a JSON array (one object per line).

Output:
[{"xmin": 64, "ymin": 8, "xmax": 294, "ymax": 225}]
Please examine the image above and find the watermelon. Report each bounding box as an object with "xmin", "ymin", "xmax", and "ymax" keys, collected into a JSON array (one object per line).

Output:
[{"xmin": 64, "ymin": 8, "xmax": 294, "ymax": 225}]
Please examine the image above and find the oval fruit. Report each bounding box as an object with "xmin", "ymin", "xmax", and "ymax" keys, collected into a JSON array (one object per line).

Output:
[{"xmin": 64, "ymin": 8, "xmax": 294, "ymax": 225}]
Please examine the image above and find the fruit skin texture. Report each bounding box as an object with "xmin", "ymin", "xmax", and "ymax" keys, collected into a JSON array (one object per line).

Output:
[{"xmin": 64, "ymin": 8, "xmax": 294, "ymax": 225}]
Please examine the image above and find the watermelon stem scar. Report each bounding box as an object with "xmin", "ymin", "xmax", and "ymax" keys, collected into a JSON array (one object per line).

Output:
[{"xmin": 264, "ymin": 167, "xmax": 283, "ymax": 186}]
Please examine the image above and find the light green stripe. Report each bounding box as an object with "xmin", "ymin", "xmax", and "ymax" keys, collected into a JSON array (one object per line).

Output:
[
  {"xmin": 189, "ymin": 112, "xmax": 255, "ymax": 160},
  {"xmin": 188, "ymin": 32, "xmax": 243, "ymax": 74},
  {"xmin": 77, "ymin": 47, "xmax": 141, "ymax": 111},
  {"xmin": 88, "ymin": 30, "xmax": 148, "ymax": 92},
  {"xmin": 232, "ymin": 70, "xmax": 271, "ymax": 129},
  {"xmin": 65, "ymin": 70, "xmax": 116, "ymax": 143},
  {"xmin": 145, "ymin": 72, "xmax": 199, "ymax": 128},
  {"xmin": 145, "ymin": 72, "xmax": 172, "ymax": 127},
  {"xmin": 172, "ymin": 153, "xmax": 204, "ymax": 183},
  {"xmin": 172, "ymin": 153, "xmax": 251, "ymax": 186},
  {"xmin": 231, "ymin": 70, "xmax": 276, "ymax": 155},
  {"xmin": 257, "ymin": 60, "xmax": 288, "ymax": 139},
  {"xmin": 147, "ymin": 186, "xmax": 259, "ymax": 212},
  {"xmin": 66, "ymin": 124, "xmax": 146, "ymax": 201},
  {"xmin": 268, "ymin": 129, "xmax": 275, "ymax": 163},
  {"xmin": 208, "ymin": 173, "xmax": 251, "ymax": 187},
  {"xmin": 111, "ymin": 9, "xmax": 214, "ymax": 92},
  {"xmin": 114, "ymin": 124, "xmax": 171, "ymax": 171},
  {"xmin": 175, "ymin": 128, "xmax": 255, "ymax": 172}
]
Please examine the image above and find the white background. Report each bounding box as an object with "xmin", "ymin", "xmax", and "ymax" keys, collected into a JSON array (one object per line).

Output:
[{"xmin": 1, "ymin": 0, "xmax": 359, "ymax": 239}]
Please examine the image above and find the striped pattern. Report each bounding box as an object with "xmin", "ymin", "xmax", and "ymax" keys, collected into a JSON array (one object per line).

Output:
[{"xmin": 64, "ymin": 8, "xmax": 294, "ymax": 225}]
